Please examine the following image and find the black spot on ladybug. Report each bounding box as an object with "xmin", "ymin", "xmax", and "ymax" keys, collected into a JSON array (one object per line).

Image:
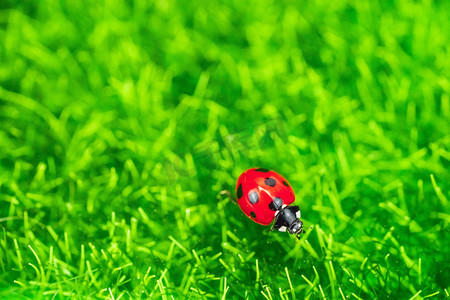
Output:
[
  {"xmin": 237, "ymin": 184, "xmax": 243, "ymax": 199},
  {"xmin": 269, "ymin": 197, "xmax": 283, "ymax": 211},
  {"xmin": 268, "ymin": 202, "xmax": 276, "ymax": 211},
  {"xmin": 248, "ymin": 191, "xmax": 259, "ymax": 204},
  {"xmin": 250, "ymin": 211, "xmax": 256, "ymax": 218},
  {"xmin": 264, "ymin": 177, "xmax": 276, "ymax": 187},
  {"xmin": 282, "ymin": 181, "xmax": 289, "ymax": 187},
  {"xmin": 255, "ymin": 168, "xmax": 270, "ymax": 172}
]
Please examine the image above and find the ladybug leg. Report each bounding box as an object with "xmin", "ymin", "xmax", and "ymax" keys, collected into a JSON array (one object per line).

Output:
[
  {"xmin": 218, "ymin": 190, "xmax": 237, "ymax": 204},
  {"xmin": 270, "ymin": 223, "xmax": 286, "ymax": 232},
  {"xmin": 271, "ymin": 214, "xmax": 287, "ymax": 232},
  {"xmin": 269, "ymin": 224, "xmax": 276, "ymax": 231},
  {"xmin": 270, "ymin": 216, "xmax": 279, "ymax": 231}
]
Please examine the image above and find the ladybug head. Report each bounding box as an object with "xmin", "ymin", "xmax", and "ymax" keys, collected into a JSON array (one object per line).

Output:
[{"xmin": 289, "ymin": 220, "xmax": 303, "ymax": 239}]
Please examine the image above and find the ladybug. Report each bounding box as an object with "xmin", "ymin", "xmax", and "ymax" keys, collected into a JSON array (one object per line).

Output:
[{"xmin": 236, "ymin": 168, "xmax": 303, "ymax": 238}]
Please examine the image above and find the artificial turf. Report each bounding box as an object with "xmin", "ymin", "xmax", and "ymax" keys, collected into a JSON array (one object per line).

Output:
[{"xmin": 0, "ymin": 0, "xmax": 449, "ymax": 299}]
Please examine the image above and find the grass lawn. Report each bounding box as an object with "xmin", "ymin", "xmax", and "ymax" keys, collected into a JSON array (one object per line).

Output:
[{"xmin": 0, "ymin": 0, "xmax": 449, "ymax": 299}]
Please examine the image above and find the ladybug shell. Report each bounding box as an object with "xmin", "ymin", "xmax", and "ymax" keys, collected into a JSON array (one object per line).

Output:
[{"xmin": 236, "ymin": 168, "xmax": 295, "ymax": 225}]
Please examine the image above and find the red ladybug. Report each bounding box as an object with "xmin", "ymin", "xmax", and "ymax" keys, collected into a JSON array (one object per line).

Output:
[{"xmin": 236, "ymin": 168, "xmax": 303, "ymax": 238}]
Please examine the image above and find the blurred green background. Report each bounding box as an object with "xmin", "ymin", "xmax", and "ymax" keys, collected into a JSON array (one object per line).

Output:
[{"xmin": 0, "ymin": 0, "xmax": 449, "ymax": 299}]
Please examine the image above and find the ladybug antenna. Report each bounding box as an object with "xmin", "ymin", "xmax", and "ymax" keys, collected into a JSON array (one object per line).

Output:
[{"xmin": 218, "ymin": 190, "xmax": 237, "ymax": 204}]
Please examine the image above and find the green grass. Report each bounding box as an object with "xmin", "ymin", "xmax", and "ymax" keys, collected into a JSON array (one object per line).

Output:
[{"xmin": 1, "ymin": 0, "xmax": 449, "ymax": 299}]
